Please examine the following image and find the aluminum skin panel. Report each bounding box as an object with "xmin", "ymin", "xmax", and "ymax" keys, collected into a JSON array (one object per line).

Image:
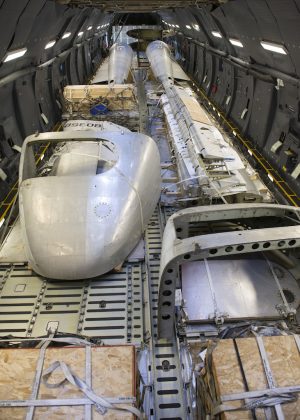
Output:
[
  {"xmin": 19, "ymin": 130, "xmax": 161, "ymax": 280},
  {"xmin": 146, "ymin": 40, "xmax": 174, "ymax": 85},
  {"xmin": 182, "ymin": 258, "xmax": 300, "ymax": 322},
  {"xmin": 108, "ymin": 43, "xmax": 133, "ymax": 84}
]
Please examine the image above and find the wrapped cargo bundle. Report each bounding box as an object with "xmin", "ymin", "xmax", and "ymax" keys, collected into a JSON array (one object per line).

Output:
[
  {"xmin": 0, "ymin": 344, "xmax": 138, "ymax": 419},
  {"xmin": 196, "ymin": 336, "xmax": 300, "ymax": 419},
  {"xmin": 63, "ymin": 85, "xmax": 137, "ymax": 113}
]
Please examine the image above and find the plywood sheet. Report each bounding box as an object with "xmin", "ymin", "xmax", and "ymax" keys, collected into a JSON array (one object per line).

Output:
[
  {"xmin": 64, "ymin": 85, "xmax": 135, "ymax": 99},
  {"xmin": 183, "ymin": 98, "xmax": 211, "ymax": 125},
  {"xmin": 0, "ymin": 345, "xmax": 135, "ymax": 419},
  {"xmin": 262, "ymin": 336, "xmax": 300, "ymax": 419},
  {"xmin": 212, "ymin": 339, "xmax": 254, "ymax": 420},
  {"xmin": 63, "ymin": 85, "xmax": 136, "ymax": 111},
  {"xmin": 208, "ymin": 336, "xmax": 300, "ymax": 419},
  {"xmin": 175, "ymin": 88, "xmax": 211, "ymax": 125},
  {"xmin": 196, "ymin": 337, "xmax": 300, "ymax": 419}
]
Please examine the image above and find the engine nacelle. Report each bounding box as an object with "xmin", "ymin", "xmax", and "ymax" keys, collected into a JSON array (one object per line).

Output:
[
  {"xmin": 108, "ymin": 43, "xmax": 133, "ymax": 84},
  {"xmin": 146, "ymin": 40, "xmax": 174, "ymax": 85}
]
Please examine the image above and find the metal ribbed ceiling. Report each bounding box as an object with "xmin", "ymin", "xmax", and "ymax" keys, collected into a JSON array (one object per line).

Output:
[{"xmin": 56, "ymin": 0, "xmax": 226, "ymax": 12}]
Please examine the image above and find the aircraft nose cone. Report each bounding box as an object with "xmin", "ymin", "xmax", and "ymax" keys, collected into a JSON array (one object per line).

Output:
[{"xmin": 20, "ymin": 175, "xmax": 142, "ymax": 280}]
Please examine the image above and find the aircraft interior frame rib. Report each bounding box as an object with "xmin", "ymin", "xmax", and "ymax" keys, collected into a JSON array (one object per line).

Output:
[{"xmin": 157, "ymin": 203, "xmax": 300, "ymax": 338}]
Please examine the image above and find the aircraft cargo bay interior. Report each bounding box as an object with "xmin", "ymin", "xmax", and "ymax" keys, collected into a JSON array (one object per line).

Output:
[{"xmin": 0, "ymin": 1, "xmax": 299, "ymax": 419}]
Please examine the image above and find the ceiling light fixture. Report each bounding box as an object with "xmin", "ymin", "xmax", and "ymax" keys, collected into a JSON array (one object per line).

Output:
[
  {"xmin": 62, "ymin": 32, "xmax": 71, "ymax": 39},
  {"xmin": 87, "ymin": 26, "xmax": 92, "ymax": 30},
  {"xmin": 78, "ymin": 31, "xmax": 84, "ymax": 36},
  {"xmin": 212, "ymin": 31, "xmax": 222, "ymax": 38},
  {"xmin": 44, "ymin": 40, "xmax": 56, "ymax": 49},
  {"xmin": 260, "ymin": 40, "xmax": 287, "ymax": 55},
  {"xmin": 186, "ymin": 25, "xmax": 192, "ymax": 29},
  {"xmin": 193, "ymin": 24, "xmax": 200, "ymax": 31},
  {"xmin": 229, "ymin": 38, "xmax": 244, "ymax": 48},
  {"xmin": 3, "ymin": 47, "xmax": 27, "ymax": 62}
]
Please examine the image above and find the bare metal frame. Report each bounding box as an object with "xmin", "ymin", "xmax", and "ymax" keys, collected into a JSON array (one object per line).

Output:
[{"xmin": 158, "ymin": 203, "xmax": 300, "ymax": 338}]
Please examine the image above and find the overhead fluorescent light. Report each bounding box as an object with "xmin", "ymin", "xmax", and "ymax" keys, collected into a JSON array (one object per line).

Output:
[
  {"xmin": 193, "ymin": 24, "xmax": 200, "ymax": 31},
  {"xmin": 212, "ymin": 31, "xmax": 222, "ymax": 38},
  {"xmin": 3, "ymin": 47, "xmax": 27, "ymax": 62},
  {"xmin": 78, "ymin": 31, "xmax": 84, "ymax": 36},
  {"xmin": 97, "ymin": 26, "xmax": 100, "ymax": 29},
  {"xmin": 87, "ymin": 26, "xmax": 92, "ymax": 30},
  {"xmin": 175, "ymin": 25, "xmax": 179, "ymax": 28},
  {"xmin": 229, "ymin": 38, "xmax": 243, "ymax": 48},
  {"xmin": 186, "ymin": 25, "xmax": 192, "ymax": 29},
  {"xmin": 260, "ymin": 40, "xmax": 287, "ymax": 55},
  {"xmin": 44, "ymin": 40, "xmax": 56, "ymax": 49},
  {"xmin": 62, "ymin": 32, "xmax": 71, "ymax": 39}
]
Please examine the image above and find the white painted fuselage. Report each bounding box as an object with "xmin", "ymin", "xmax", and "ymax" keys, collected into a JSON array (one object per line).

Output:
[{"xmin": 19, "ymin": 125, "xmax": 161, "ymax": 279}]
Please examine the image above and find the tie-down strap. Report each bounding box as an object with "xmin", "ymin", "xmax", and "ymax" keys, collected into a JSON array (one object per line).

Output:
[{"xmin": 42, "ymin": 359, "xmax": 142, "ymax": 418}]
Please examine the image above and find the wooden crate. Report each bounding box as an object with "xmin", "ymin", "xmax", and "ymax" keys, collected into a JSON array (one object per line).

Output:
[
  {"xmin": 197, "ymin": 336, "xmax": 300, "ymax": 419},
  {"xmin": 63, "ymin": 85, "xmax": 136, "ymax": 111},
  {"xmin": 0, "ymin": 345, "xmax": 136, "ymax": 419}
]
